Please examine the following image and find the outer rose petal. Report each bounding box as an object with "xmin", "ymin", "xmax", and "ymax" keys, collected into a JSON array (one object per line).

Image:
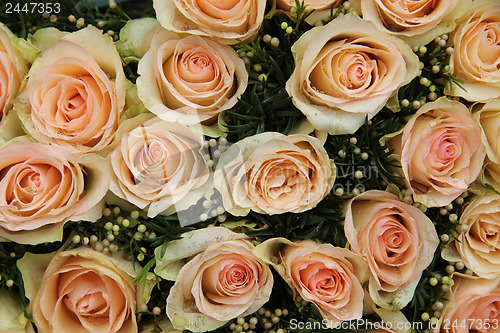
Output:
[
  {"xmin": 344, "ymin": 190, "xmax": 439, "ymax": 310},
  {"xmin": 0, "ymin": 141, "xmax": 108, "ymax": 245},
  {"xmin": 137, "ymin": 28, "xmax": 247, "ymax": 125},
  {"xmin": 214, "ymin": 132, "xmax": 335, "ymax": 216},
  {"xmin": 153, "ymin": 0, "xmax": 266, "ymax": 45},
  {"xmin": 155, "ymin": 226, "xmax": 247, "ymax": 280},
  {"xmin": 108, "ymin": 113, "xmax": 211, "ymax": 218},
  {"xmin": 354, "ymin": 0, "xmax": 471, "ymax": 47},
  {"xmin": 0, "ymin": 289, "xmax": 28, "ymax": 331},
  {"xmin": 15, "ymin": 26, "xmax": 126, "ymax": 155},
  {"xmin": 390, "ymin": 98, "xmax": 485, "ymax": 208},
  {"xmin": 19, "ymin": 247, "xmax": 145, "ymax": 333},
  {"xmin": 286, "ymin": 13, "xmax": 419, "ymax": 135},
  {"xmin": 254, "ymin": 238, "xmax": 369, "ymax": 327},
  {"xmin": 162, "ymin": 228, "xmax": 273, "ymax": 332},
  {"xmin": 448, "ymin": 0, "xmax": 500, "ymax": 101}
]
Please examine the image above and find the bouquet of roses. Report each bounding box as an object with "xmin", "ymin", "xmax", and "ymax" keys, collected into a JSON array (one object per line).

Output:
[{"xmin": 0, "ymin": 0, "xmax": 499, "ymax": 332}]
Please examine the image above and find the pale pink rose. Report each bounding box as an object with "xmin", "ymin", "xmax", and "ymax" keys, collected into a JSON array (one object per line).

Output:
[
  {"xmin": 286, "ymin": 13, "xmax": 419, "ymax": 134},
  {"xmin": 137, "ymin": 28, "xmax": 247, "ymax": 125},
  {"xmin": 355, "ymin": 0, "xmax": 470, "ymax": 46},
  {"xmin": 0, "ymin": 23, "xmax": 28, "ymax": 126},
  {"xmin": 214, "ymin": 132, "xmax": 335, "ymax": 216},
  {"xmin": 454, "ymin": 191, "xmax": 500, "ymax": 279},
  {"xmin": 108, "ymin": 114, "xmax": 210, "ymax": 217},
  {"xmin": 344, "ymin": 190, "xmax": 439, "ymax": 310},
  {"xmin": 0, "ymin": 141, "xmax": 108, "ymax": 244},
  {"xmin": 159, "ymin": 228, "xmax": 273, "ymax": 332},
  {"xmin": 434, "ymin": 276, "xmax": 500, "ymax": 333},
  {"xmin": 15, "ymin": 26, "xmax": 126, "ymax": 154},
  {"xmin": 254, "ymin": 238, "xmax": 369, "ymax": 327},
  {"xmin": 448, "ymin": 0, "xmax": 500, "ymax": 101},
  {"xmin": 29, "ymin": 247, "xmax": 139, "ymax": 333},
  {"xmin": 390, "ymin": 98, "xmax": 485, "ymax": 208},
  {"xmin": 153, "ymin": 0, "xmax": 266, "ymax": 45}
]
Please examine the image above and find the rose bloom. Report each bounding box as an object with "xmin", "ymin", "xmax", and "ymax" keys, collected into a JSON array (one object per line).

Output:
[
  {"xmin": 15, "ymin": 26, "xmax": 125, "ymax": 154},
  {"xmin": 0, "ymin": 23, "xmax": 28, "ymax": 126},
  {"xmin": 156, "ymin": 227, "xmax": 273, "ymax": 332},
  {"xmin": 0, "ymin": 140, "xmax": 108, "ymax": 244},
  {"xmin": 454, "ymin": 191, "xmax": 500, "ymax": 279},
  {"xmin": 472, "ymin": 99, "xmax": 500, "ymax": 191},
  {"xmin": 286, "ymin": 13, "xmax": 419, "ymax": 135},
  {"xmin": 344, "ymin": 190, "xmax": 439, "ymax": 310},
  {"xmin": 137, "ymin": 28, "xmax": 247, "ymax": 125},
  {"xmin": 390, "ymin": 98, "xmax": 485, "ymax": 208},
  {"xmin": 448, "ymin": 0, "xmax": 500, "ymax": 101},
  {"xmin": 434, "ymin": 276, "xmax": 500, "ymax": 333},
  {"xmin": 153, "ymin": 0, "xmax": 265, "ymax": 45},
  {"xmin": 19, "ymin": 247, "xmax": 143, "ymax": 333},
  {"xmin": 254, "ymin": 238, "xmax": 369, "ymax": 327},
  {"xmin": 354, "ymin": 0, "xmax": 470, "ymax": 46},
  {"xmin": 214, "ymin": 132, "xmax": 335, "ymax": 216},
  {"xmin": 108, "ymin": 114, "xmax": 210, "ymax": 217}
]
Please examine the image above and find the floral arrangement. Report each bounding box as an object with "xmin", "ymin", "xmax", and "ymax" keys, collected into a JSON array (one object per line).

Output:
[{"xmin": 0, "ymin": 0, "xmax": 500, "ymax": 332}]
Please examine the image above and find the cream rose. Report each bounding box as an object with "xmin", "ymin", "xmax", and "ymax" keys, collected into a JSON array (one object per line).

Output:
[
  {"xmin": 254, "ymin": 238, "xmax": 369, "ymax": 327},
  {"xmin": 344, "ymin": 190, "xmax": 439, "ymax": 310},
  {"xmin": 108, "ymin": 113, "xmax": 211, "ymax": 217},
  {"xmin": 153, "ymin": 0, "xmax": 265, "ymax": 45},
  {"xmin": 155, "ymin": 227, "xmax": 273, "ymax": 332},
  {"xmin": 0, "ymin": 140, "xmax": 108, "ymax": 244},
  {"xmin": 390, "ymin": 98, "xmax": 485, "ymax": 208},
  {"xmin": 286, "ymin": 13, "xmax": 419, "ymax": 135},
  {"xmin": 434, "ymin": 276, "xmax": 500, "ymax": 333},
  {"xmin": 0, "ymin": 23, "xmax": 28, "ymax": 126},
  {"xmin": 214, "ymin": 132, "xmax": 335, "ymax": 216},
  {"xmin": 448, "ymin": 0, "xmax": 500, "ymax": 101},
  {"xmin": 453, "ymin": 191, "xmax": 500, "ymax": 279},
  {"xmin": 18, "ymin": 247, "xmax": 150, "ymax": 333},
  {"xmin": 15, "ymin": 26, "xmax": 125, "ymax": 154},
  {"xmin": 354, "ymin": 0, "xmax": 470, "ymax": 46},
  {"xmin": 137, "ymin": 28, "xmax": 247, "ymax": 125}
]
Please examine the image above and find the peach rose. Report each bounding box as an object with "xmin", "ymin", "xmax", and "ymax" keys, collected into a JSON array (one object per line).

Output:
[
  {"xmin": 0, "ymin": 23, "xmax": 28, "ymax": 126},
  {"xmin": 155, "ymin": 227, "xmax": 273, "ymax": 332},
  {"xmin": 18, "ymin": 247, "xmax": 149, "ymax": 333},
  {"xmin": 454, "ymin": 191, "xmax": 500, "ymax": 279},
  {"xmin": 254, "ymin": 238, "xmax": 369, "ymax": 327},
  {"xmin": 15, "ymin": 26, "xmax": 125, "ymax": 154},
  {"xmin": 214, "ymin": 132, "xmax": 335, "ymax": 216},
  {"xmin": 354, "ymin": 0, "xmax": 470, "ymax": 46},
  {"xmin": 472, "ymin": 99, "xmax": 500, "ymax": 190},
  {"xmin": 286, "ymin": 13, "xmax": 419, "ymax": 135},
  {"xmin": 137, "ymin": 28, "xmax": 247, "ymax": 125},
  {"xmin": 153, "ymin": 0, "xmax": 266, "ymax": 45},
  {"xmin": 433, "ymin": 276, "xmax": 500, "ymax": 333},
  {"xmin": 390, "ymin": 98, "xmax": 485, "ymax": 208},
  {"xmin": 344, "ymin": 190, "xmax": 439, "ymax": 310},
  {"xmin": 108, "ymin": 114, "xmax": 211, "ymax": 217},
  {"xmin": 0, "ymin": 140, "xmax": 108, "ymax": 244},
  {"xmin": 448, "ymin": 0, "xmax": 500, "ymax": 101}
]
